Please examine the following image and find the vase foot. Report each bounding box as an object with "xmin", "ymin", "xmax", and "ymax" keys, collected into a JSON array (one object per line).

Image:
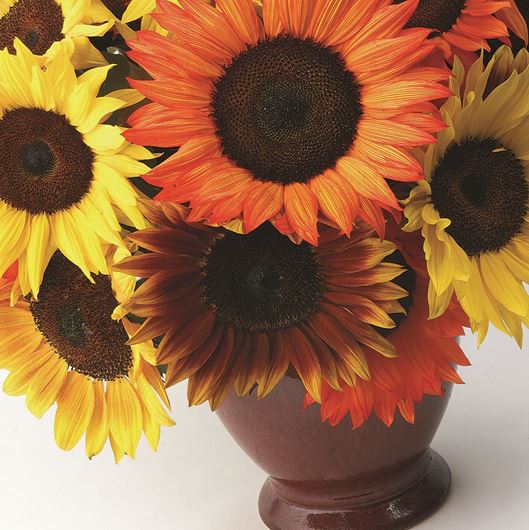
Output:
[{"xmin": 258, "ymin": 449, "xmax": 451, "ymax": 530}]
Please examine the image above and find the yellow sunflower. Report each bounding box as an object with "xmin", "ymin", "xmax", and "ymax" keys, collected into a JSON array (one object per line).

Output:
[
  {"xmin": 0, "ymin": 0, "xmax": 113, "ymax": 68},
  {"xmin": 0, "ymin": 246, "xmax": 174, "ymax": 462},
  {"xmin": 0, "ymin": 41, "xmax": 153, "ymax": 298},
  {"xmin": 403, "ymin": 46, "xmax": 529, "ymax": 346}
]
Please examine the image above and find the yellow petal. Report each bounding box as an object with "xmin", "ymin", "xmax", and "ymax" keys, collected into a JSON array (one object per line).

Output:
[
  {"xmin": 54, "ymin": 372, "xmax": 95, "ymax": 451},
  {"xmin": 68, "ymin": 207, "xmax": 108, "ymax": 274},
  {"xmin": 51, "ymin": 210, "xmax": 93, "ymax": 279},
  {"xmin": 428, "ymin": 281, "xmax": 454, "ymax": 320},
  {"xmin": 80, "ymin": 97, "xmax": 125, "ymax": 134},
  {"xmin": 26, "ymin": 214, "xmax": 51, "ymax": 298},
  {"xmin": 69, "ymin": 36, "xmax": 108, "ymax": 69},
  {"xmin": 0, "ymin": 305, "xmax": 34, "ymax": 328},
  {"xmin": 78, "ymin": 64, "xmax": 114, "ymax": 100},
  {"xmin": 93, "ymin": 162, "xmax": 137, "ymax": 204},
  {"xmin": 139, "ymin": 360, "xmax": 170, "ymax": 407},
  {"xmin": 93, "ymin": 163, "xmax": 146, "ymax": 228},
  {"xmin": 122, "ymin": 0, "xmax": 156, "ymax": 23},
  {"xmin": 86, "ymin": 381, "xmax": 110, "ymax": 459},
  {"xmin": 62, "ymin": 0, "xmax": 91, "ymax": 34},
  {"xmin": 105, "ymin": 88, "xmax": 145, "ymax": 108},
  {"xmin": 30, "ymin": 65, "xmax": 54, "ymax": 111},
  {"xmin": 106, "ymin": 378, "xmax": 143, "ymax": 459},
  {"xmin": 424, "ymin": 224, "xmax": 455, "ymax": 295},
  {"xmin": 135, "ymin": 374, "xmax": 174, "ymax": 426},
  {"xmin": 458, "ymin": 259, "xmax": 510, "ymax": 341},
  {"xmin": 0, "ymin": 42, "xmax": 33, "ymax": 106},
  {"xmin": 26, "ymin": 355, "xmax": 67, "ymax": 418},
  {"xmin": 479, "ymin": 253, "xmax": 529, "ymax": 316},
  {"xmin": 41, "ymin": 46, "xmax": 76, "ymax": 113},
  {"xmin": 141, "ymin": 406, "xmax": 160, "ymax": 452},
  {"xmin": 0, "ymin": 334, "xmax": 44, "ymax": 368},
  {"xmin": 109, "ymin": 432, "xmax": 126, "ymax": 464},
  {"xmin": 0, "ymin": 206, "xmax": 28, "ymax": 277},
  {"xmin": 121, "ymin": 144, "xmax": 158, "ymax": 161},
  {"xmin": 0, "ymin": 326, "xmax": 43, "ymax": 371},
  {"xmin": 97, "ymin": 154, "xmax": 150, "ymax": 178},
  {"xmin": 500, "ymin": 243, "xmax": 529, "ymax": 283},
  {"xmin": 497, "ymin": 305, "xmax": 524, "ymax": 348},
  {"xmin": 84, "ymin": 125, "xmax": 126, "ymax": 154},
  {"xmin": 67, "ymin": 21, "xmax": 114, "ymax": 37},
  {"xmin": 79, "ymin": 190, "xmax": 122, "ymax": 242},
  {"xmin": 87, "ymin": 0, "xmax": 115, "ymax": 23},
  {"xmin": 3, "ymin": 348, "xmax": 54, "ymax": 396},
  {"xmin": 65, "ymin": 82, "xmax": 92, "ymax": 128}
]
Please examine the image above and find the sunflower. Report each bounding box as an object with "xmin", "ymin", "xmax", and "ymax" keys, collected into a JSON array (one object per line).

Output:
[
  {"xmin": 305, "ymin": 228, "xmax": 470, "ymax": 429},
  {"xmin": 0, "ymin": 41, "xmax": 153, "ymax": 298},
  {"xmin": 124, "ymin": 0, "xmax": 449, "ymax": 244},
  {"xmin": 403, "ymin": 46, "xmax": 529, "ymax": 346},
  {"xmin": 0, "ymin": 247, "xmax": 174, "ymax": 462},
  {"xmin": 114, "ymin": 200, "xmax": 413, "ymax": 409},
  {"xmin": 0, "ymin": 0, "xmax": 114, "ymax": 68},
  {"xmin": 393, "ymin": 0, "xmax": 528, "ymax": 61}
]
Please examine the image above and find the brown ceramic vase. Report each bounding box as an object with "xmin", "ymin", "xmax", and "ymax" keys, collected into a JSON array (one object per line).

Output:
[{"xmin": 217, "ymin": 375, "xmax": 453, "ymax": 530}]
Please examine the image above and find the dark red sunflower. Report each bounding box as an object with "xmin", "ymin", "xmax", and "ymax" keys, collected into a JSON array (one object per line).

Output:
[{"xmin": 114, "ymin": 200, "xmax": 413, "ymax": 409}]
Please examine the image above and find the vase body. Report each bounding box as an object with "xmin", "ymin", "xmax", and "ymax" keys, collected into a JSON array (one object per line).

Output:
[{"xmin": 217, "ymin": 375, "xmax": 452, "ymax": 530}]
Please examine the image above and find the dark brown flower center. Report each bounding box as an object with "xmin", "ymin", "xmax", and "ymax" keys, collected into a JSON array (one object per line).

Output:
[
  {"xmin": 431, "ymin": 137, "xmax": 529, "ymax": 256},
  {"xmin": 212, "ymin": 36, "xmax": 362, "ymax": 184},
  {"xmin": 0, "ymin": 108, "xmax": 94, "ymax": 214},
  {"xmin": 102, "ymin": 0, "xmax": 129, "ymax": 19},
  {"xmin": 0, "ymin": 0, "xmax": 64, "ymax": 55},
  {"xmin": 30, "ymin": 254, "xmax": 133, "ymax": 381},
  {"xmin": 201, "ymin": 224, "xmax": 322, "ymax": 332},
  {"xmin": 394, "ymin": 0, "xmax": 466, "ymax": 34}
]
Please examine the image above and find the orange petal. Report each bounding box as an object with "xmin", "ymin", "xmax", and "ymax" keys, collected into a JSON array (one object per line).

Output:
[{"xmin": 283, "ymin": 183, "xmax": 319, "ymax": 245}]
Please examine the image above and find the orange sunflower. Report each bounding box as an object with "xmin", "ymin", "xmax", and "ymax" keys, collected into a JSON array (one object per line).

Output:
[
  {"xmin": 124, "ymin": 0, "xmax": 449, "ymax": 244},
  {"xmin": 115, "ymin": 200, "xmax": 413, "ymax": 408},
  {"xmin": 394, "ymin": 0, "xmax": 528, "ymax": 62},
  {"xmin": 305, "ymin": 228, "xmax": 470, "ymax": 429}
]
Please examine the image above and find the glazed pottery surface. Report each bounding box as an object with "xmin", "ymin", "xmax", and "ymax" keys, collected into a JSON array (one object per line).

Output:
[{"xmin": 217, "ymin": 375, "xmax": 452, "ymax": 530}]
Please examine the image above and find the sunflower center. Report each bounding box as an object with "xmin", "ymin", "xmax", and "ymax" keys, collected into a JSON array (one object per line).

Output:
[
  {"xmin": 30, "ymin": 253, "xmax": 133, "ymax": 381},
  {"xmin": 102, "ymin": 0, "xmax": 129, "ymax": 19},
  {"xmin": 212, "ymin": 36, "xmax": 362, "ymax": 184},
  {"xmin": 394, "ymin": 0, "xmax": 466, "ymax": 33},
  {"xmin": 0, "ymin": 0, "xmax": 64, "ymax": 55},
  {"xmin": 201, "ymin": 224, "xmax": 322, "ymax": 332},
  {"xmin": 377, "ymin": 251, "xmax": 416, "ymax": 338},
  {"xmin": 431, "ymin": 137, "xmax": 529, "ymax": 256},
  {"xmin": 0, "ymin": 108, "xmax": 94, "ymax": 214},
  {"xmin": 19, "ymin": 140, "xmax": 55, "ymax": 176}
]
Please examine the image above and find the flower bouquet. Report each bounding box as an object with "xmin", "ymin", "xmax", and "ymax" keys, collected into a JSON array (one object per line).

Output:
[{"xmin": 0, "ymin": 0, "xmax": 528, "ymax": 528}]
